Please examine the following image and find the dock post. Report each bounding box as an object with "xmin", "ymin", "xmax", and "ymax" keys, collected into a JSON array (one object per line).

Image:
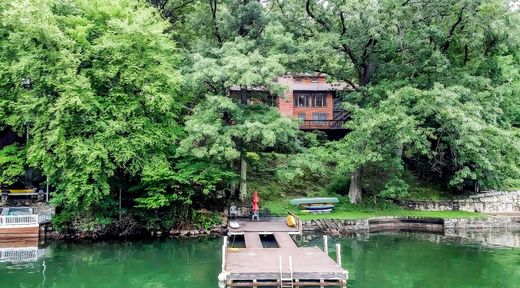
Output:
[
  {"xmin": 323, "ymin": 235, "xmax": 328, "ymax": 254},
  {"xmin": 222, "ymin": 236, "xmax": 228, "ymax": 273},
  {"xmin": 336, "ymin": 244, "xmax": 342, "ymax": 268},
  {"xmin": 221, "ymin": 245, "xmax": 226, "ymax": 272}
]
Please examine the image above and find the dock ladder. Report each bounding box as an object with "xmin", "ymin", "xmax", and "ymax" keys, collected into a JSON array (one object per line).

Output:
[{"xmin": 279, "ymin": 255, "xmax": 294, "ymax": 288}]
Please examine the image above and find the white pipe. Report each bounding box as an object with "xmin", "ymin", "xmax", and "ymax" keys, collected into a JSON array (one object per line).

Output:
[
  {"xmin": 336, "ymin": 243, "xmax": 342, "ymax": 268},
  {"xmin": 221, "ymin": 243, "xmax": 226, "ymax": 273},
  {"xmin": 323, "ymin": 235, "xmax": 328, "ymax": 254}
]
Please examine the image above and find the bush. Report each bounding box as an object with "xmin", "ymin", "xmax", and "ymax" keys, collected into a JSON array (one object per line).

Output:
[
  {"xmin": 192, "ymin": 210, "xmax": 220, "ymax": 230},
  {"xmin": 50, "ymin": 211, "xmax": 73, "ymax": 233}
]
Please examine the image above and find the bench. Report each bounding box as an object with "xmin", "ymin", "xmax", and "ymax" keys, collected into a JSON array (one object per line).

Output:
[{"xmin": 1, "ymin": 189, "xmax": 46, "ymax": 202}]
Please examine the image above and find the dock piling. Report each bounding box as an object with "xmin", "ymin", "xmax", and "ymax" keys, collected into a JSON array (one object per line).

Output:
[
  {"xmin": 336, "ymin": 244, "xmax": 342, "ymax": 268},
  {"xmin": 221, "ymin": 236, "xmax": 228, "ymax": 273},
  {"xmin": 323, "ymin": 235, "xmax": 328, "ymax": 254}
]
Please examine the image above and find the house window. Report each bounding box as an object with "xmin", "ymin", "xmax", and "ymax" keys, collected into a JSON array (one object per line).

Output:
[
  {"xmin": 294, "ymin": 93, "xmax": 307, "ymax": 107},
  {"xmin": 314, "ymin": 93, "xmax": 325, "ymax": 107},
  {"xmin": 293, "ymin": 92, "xmax": 327, "ymax": 107},
  {"xmin": 312, "ymin": 112, "xmax": 327, "ymax": 124},
  {"xmin": 297, "ymin": 113, "xmax": 306, "ymax": 121}
]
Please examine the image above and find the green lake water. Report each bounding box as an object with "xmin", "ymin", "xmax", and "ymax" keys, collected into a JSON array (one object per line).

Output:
[{"xmin": 1, "ymin": 232, "xmax": 519, "ymax": 288}]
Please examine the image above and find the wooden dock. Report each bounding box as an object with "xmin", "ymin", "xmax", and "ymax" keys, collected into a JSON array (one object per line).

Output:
[
  {"xmin": 228, "ymin": 217, "xmax": 301, "ymax": 235},
  {"xmin": 220, "ymin": 216, "xmax": 348, "ymax": 287},
  {"xmin": 0, "ymin": 213, "xmax": 51, "ymax": 239}
]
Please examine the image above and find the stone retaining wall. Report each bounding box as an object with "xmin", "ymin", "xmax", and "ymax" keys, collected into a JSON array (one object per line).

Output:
[
  {"xmin": 302, "ymin": 216, "xmax": 520, "ymax": 234},
  {"xmin": 397, "ymin": 191, "xmax": 520, "ymax": 213}
]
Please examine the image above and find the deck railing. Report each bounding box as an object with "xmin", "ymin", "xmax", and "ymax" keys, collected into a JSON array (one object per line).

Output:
[
  {"xmin": 299, "ymin": 120, "xmax": 346, "ymax": 130},
  {"xmin": 0, "ymin": 213, "xmax": 52, "ymax": 226},
  {"xmin": 0, "ymin": 247, "xmax": 47, "ymax": 263},
  {"xmin": 0, "ymin": 214, "xmax": 39, "ymax": 226},
  {"xmin": 38, "ymin": 213, "xmax": 52, "ymax": 224}
]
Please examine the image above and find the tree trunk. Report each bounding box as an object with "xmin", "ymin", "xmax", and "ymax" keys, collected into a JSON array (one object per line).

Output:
[
  {"xmin": 229, "ymin": 159, "xmax": 238, "ymax": 198},
  {"xmin": 348, "ymin": 168, "xmax": 362, "ymax": 204},
  {"xmin": 119, "ymin": 187, "xmax": 122, "ymax": 221},
  {"xmin": 239, "ymin": 151, "xmax": 247, "ymax": 202}
]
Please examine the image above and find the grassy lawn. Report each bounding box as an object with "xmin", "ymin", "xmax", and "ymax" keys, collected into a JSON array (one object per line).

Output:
[{"xmin": 263, "ymin": 197, "xmax": 485, "ymax": 221}]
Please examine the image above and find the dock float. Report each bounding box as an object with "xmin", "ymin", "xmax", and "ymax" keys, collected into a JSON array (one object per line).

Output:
[{"xmin": 219, "ymin": 216, "xmax": 348, "ymax": 287}]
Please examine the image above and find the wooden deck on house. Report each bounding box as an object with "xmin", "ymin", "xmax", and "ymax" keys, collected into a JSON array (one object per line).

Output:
[{"xmin": 221, "ymin": 218, "xmax": 347, "ymax": 287}]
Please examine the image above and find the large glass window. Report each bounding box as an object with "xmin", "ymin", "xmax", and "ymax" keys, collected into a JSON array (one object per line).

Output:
[
  {"xmin": 312, "ymin": 112, "xmax": 327, "ymax": 124},
  {"xmin": 312, "ymin": 113, "xmax": 327, "ymax": 121},
  {"xmin": 293, "ymin": 92, "xmax": 327, "ymax": 107},
  {"xmin": 297, "ymin": 113, "xmax": 306, "ymax": 121}
]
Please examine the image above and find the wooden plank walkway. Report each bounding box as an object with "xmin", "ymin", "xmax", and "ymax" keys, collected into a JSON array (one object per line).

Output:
[
  {"xmin": 222, "ymin": 218, "xmax": 348, "ymax": 287},
  {"xmin": 243, "ymin": 232, "xmax": 263, "ymax": 249},
  {"xmin": 225, "ymin": 247, "xmax": 347, "ymax": 285},
  {"xmin": 274, "ymin": 232, "xmax": 297, "ymax": 248},
  {"xmin": 226, "ymin": 247, "xmax": 344, "ymax": 275},
  {"xmin": 228, "ymin": 217, "xmax": 300, "ymax": 234}
]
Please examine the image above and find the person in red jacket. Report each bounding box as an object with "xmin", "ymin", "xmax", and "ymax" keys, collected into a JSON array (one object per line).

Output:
[{"xmin": 252, "ymin": 191, "xmax": 259, "ymax": 221}]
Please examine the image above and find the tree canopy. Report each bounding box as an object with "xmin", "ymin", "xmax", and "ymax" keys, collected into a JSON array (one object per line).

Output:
[
  {"xmin": 0, "ymin": 0, "xmax": 185, "ymax": 214},
  {"xmin": 271, "ymin": 0, "xmax": 520, "ymax": 202},
  {"xmin": 0, "ymin": 0, "xmax": 518, "ymax": 230}
]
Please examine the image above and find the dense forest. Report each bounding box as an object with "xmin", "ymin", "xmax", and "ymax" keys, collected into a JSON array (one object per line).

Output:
[{"xmin": 0, "ymin": 0, "xmax": 519, "ymax": 232}]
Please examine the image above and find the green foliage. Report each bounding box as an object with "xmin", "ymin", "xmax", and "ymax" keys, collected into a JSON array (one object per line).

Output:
[
  {"xmin": 180, "ymin": 95, "xmax": 302, "ymax": 161},
  {"xmin": 263, "ymin": 196, "xmax": 484, "ymax": 220},
  {"xmin": 387, "ymin": 84, "xmax": 520, "ymax": 190},
  {"xmin": 1, "ymin": 0, "xmax": 519, "ymax": 233},
  {"xmin": 50, "ymin": 211, "xmax": 73, "ymax": 233},
  {"xmin": 191, "ymin": 210, "xmax": 220, "ymax": 230},
  {"xmin": 0, "ymin": 144, "xmax": 25, "ymax": 186},
  {"xmin": 178, "ymin": 95, "xmax": 304, "ymax": 200},
  {"xmin": 0, "ymin": 0, "xmax": 185, "ymax": 213},
  {"xmin": 399, "ymin": 170, "xmax": 449, "ymax": 201},
  {"xmin": 273, "ymin": 0, "xmax": 520, "ymax": 201},
  {"xmin": 135, "ymin": 159, "xmax": 236, "ymax": 209},
  {"xmin": 190, "ymin": 38, "xmax": 286, "ymax": 95}
]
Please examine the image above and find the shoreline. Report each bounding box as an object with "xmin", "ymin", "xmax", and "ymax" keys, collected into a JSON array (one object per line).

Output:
[
  {"xmin": 38, "ymin": 214, "xmax": 520, "ymax": 241},
  {"xmin": 301, "ymin": 215, "xmax": 520, "ymax": 235}
]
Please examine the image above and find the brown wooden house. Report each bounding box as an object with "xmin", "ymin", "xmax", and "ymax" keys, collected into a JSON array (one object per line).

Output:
[
  {"xmin": 231, "ymin": 74, "xmax": 350, "ymax": 133},
  {"xmin": 276, "ymin": 74, "xmax": 349, "ymax": 130}
]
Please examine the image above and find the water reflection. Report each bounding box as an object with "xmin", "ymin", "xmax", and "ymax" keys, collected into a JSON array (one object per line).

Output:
[
  {"xmin": 0, "ymin": 238, "xmax": 48, "ymax": 264},
  {"xmin": 0, "ymin": 237, "xmax": 222, "ymax": 288},
  {"xmin": 296, "ymin": 228, "xmax": 520, "ymax": 249},
  {"xmin": 0, "ymin": 230, "xmax": 519, "ymax": 288},
  {"xmin": 445, "ymin": 228, "xmax": 520, "ymax": 248},
  {"xmin": 297, "ymin": 229, "xmax": 520, "ymax": 288}
]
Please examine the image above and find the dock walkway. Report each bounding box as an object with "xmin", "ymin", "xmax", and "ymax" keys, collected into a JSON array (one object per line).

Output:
[
  {"xmin": 244, "ymin": 232, "xmax": 263, "ymax": 248},
  {"xmin": 274, "ymin": 232, "xmax": 297, "ymax": 249},
  {"xmin": 220, "ymin": 217, "xmax": 348, "ymax": 287},
  {"xmin": 228, "ymin": 217, "xmax": 301, "ymax": 234}
]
